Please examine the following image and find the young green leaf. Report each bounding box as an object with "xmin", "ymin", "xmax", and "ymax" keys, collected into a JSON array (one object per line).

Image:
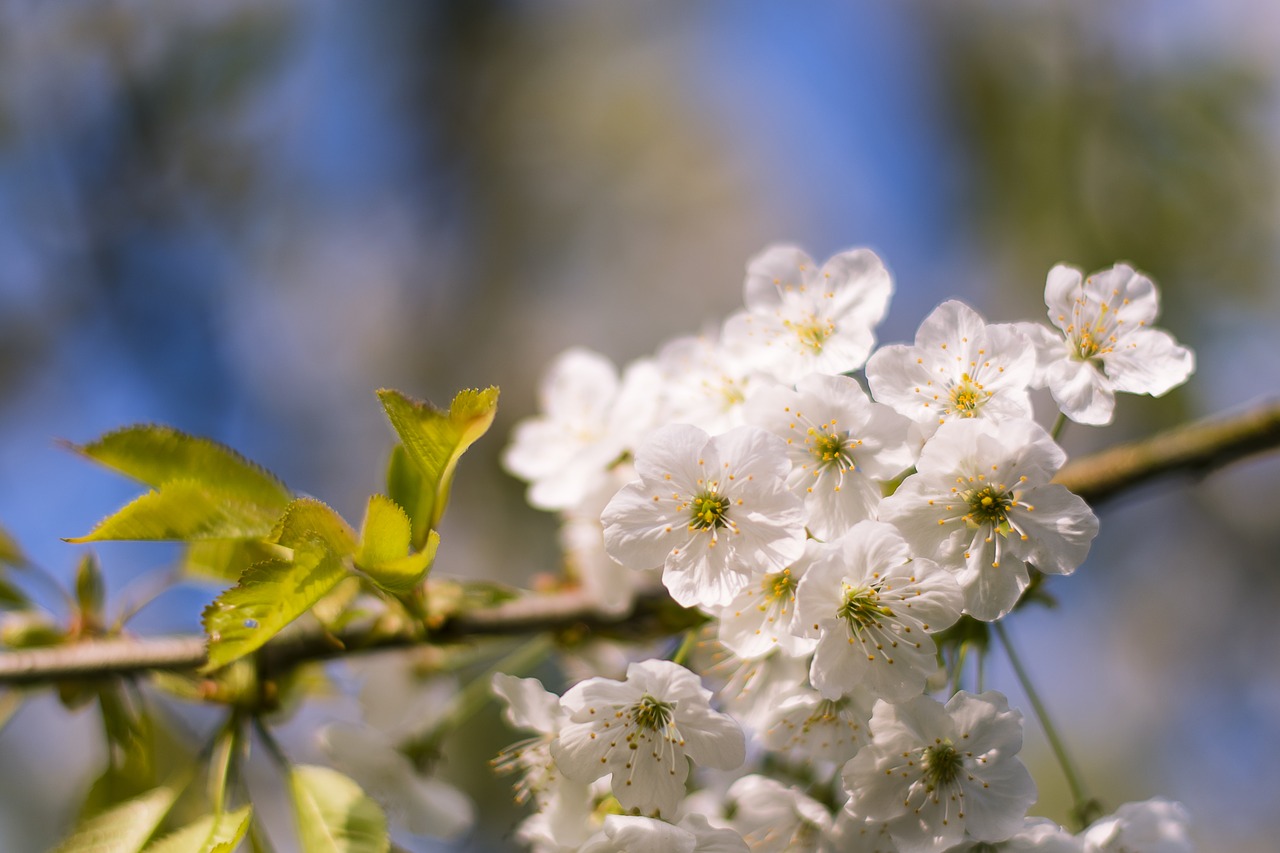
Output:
[
  {"xmin": 377, "ymin": 386, "xmax": 498, "ymax": 532},
  {"xmin": 0, "ymin": 575, "xmax": 28, "ymax": 610},
  {"xmin": 273, "ymin": 498, "xmax": 358, "ymax": 555},
  {"xmin": 64, "ymin": 425, "xmax": 292, "ymax": 545},
  {"xmin": 66, "ymin": 482, "xmax": 283, "ymax": 543},
  {"xmin": 288, "ymin": 765, "xmax": 389, "ymax": 853},
  {"xmin": 385, "ymin": 445, "xmax": 432, "ymax": 550},
  {"xmin": 0, "ymin": 521, "xmax": 26, "ymax": 568},
  {"xmin": 142, "ymin": 805, "xmax": 252, "ymax": 853},
  {"xmin": 182, "ymin": 539, "xmax": 289, "ymax": 583},
  {"xmin": 50, "ymin": 785, "xmax": 177, "ymax": 853},
  {"xmin": 355, "ymin": 495, "xmax": 439, "ymax": 593},
  {"xmin": 68, "ymin": 425, "xmax": 290, "ymax": 507},
  {"xmin": 201, "ymin": 549, "xmax": 347, "ymax": 673},
  {"xmin": 202, "ymin": 499, "xmax": 358, "ymax": 671}
]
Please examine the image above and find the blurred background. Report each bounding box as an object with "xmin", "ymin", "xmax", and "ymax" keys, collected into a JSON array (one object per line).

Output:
[{"xmin": 1, "ymin": 0, "xmax": 1278, "ymax": 850}]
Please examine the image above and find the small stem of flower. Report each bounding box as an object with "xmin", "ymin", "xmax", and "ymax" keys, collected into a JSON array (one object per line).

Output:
[
  {"xmin": 976, "ymin": 645, "xmax": 986, "ymax": 694},
  {"xmin": 209, "ymin": 712, "xmax": 240, "ymax": 816},
  {"xmin": 413, "ymin": 633, "xmax": 555, "ymax": 756},
  {"xmin": 1051, "ymin": 412, "xmax": 1069, "ymax": 441},
  {"xmin": 950, "ymin": 641, "xmax": 969, "ymax": 696},
  {"xmin": 252, "ymin": 715, "xmax": 291, "ymax": 772},
  {"xmin": 669, "ymin": 628, "xmax": 699, "ymax": 667},
  {"xmin": 994, "ymin": 620, "xmax": 1094, "ymax": 830}
]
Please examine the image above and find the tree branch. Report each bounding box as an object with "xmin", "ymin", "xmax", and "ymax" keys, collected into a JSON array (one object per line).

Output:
[
  {"xmin": 1051, "ymin": 398, "xmax": 1280, "ymax": 505},
  {"xmin": 3, "ymin": 399, "xmax": 1278, "ymax": 688}
]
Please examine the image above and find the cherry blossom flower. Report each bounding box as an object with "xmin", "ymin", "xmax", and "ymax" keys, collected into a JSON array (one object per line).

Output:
[
  {"xmin": 1019, "ymin": 263, "xmax": 1195, "ymax": 426},
  {"xmin": 878, "ymin": 419, "xmax": 1098, "ymax": 621},
  {"xmin": 716, "ymin": 539, "xmax": 823, "ymax": 660},
  {"xmin": 865, "ymin": 301, "xmax": 1036, "ymax": 435},
  {"xmin": 657, "ymin": 331, "xmax": 772, "ymax": 435},
  {"xmin": 744, "ymin": 373, "xmax": 914, "ymax": 540},
  {"xmin": 551, "ymin": 659, "xmax": 746, "ymax": 818},
  {"xmin": 602, "ymin": 424, "xmax": 807, "ymax": 609},
  {"xmin": 726, "ymin": 774, "xmax": 832, "ymax": 852},
  {"xmin": 1080, "ymin": 798, "xmax": 1193, "ymax": 853},
  {"xmin": 504, "ymin": 348, "xmax": 661, "ymax": 511},
  {"xmin": 761, "ymin": 684, "xmax": 875, "ymax": 766},
  {"xmin": 794, "ymin": 522, "xmax": 962, "ymax": 701},
  {"xmin": 840, "ymin": 692, "xmax": 1037, "ymax": 853},
  {"xmin": 722, "ymin": 244, "xmax": 893, "ymax": 384},
  {"xmin": 580, "ymin": 814, "xmax": 749, "ymax": 853},
  {"xmin": 945, "ymin": 817, "xmax": 1081, "ymax": 851},
  {"xmin": 492, "ymin": 673, "xmax": 603, "ymax": 852}
]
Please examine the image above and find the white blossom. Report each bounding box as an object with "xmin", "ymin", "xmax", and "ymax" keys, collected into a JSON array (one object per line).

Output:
[
  {"xmin": 602, "ymin": 424, "xmax": 807, "ymax": 609},
  {"xmin": 656, "ymin": 330, "xmax": 773, "ymax": 436},
  {"xmin": 551, "ymin": 659, "xmax": 746, "ymax": 818},
  {"xmin": 1019, "ymin": 263, "xmax": 1194, "ymax": 426},
  {"xmin": 727, "ymin": 774, "xmax": 832, "ymax": 853},
  {"xmin": 1080, "ymin": 798, "xmax": 1193, "ymax": 853},
  {"xmin": 722, "ymin": 244, "xmax": 893, "ymax": 384},
  {"xmin": 504, "ymin": 348, "xmax": 661, "ymax": 511},
  {"xmin": 879, "ymin": 419, "xmax": 1098, "ymax": 621},
  {"xmin": 761, "ymin": 684, "xmax": 875, "ymax": 766},
  {"xmin": 865, "ymin": 300, "xmax": 1035, "ymax": 435},
  {"xmin": 944, "ymin": 817, "xmax": 1081, "ymax": 851},
  {"xmin": 744, "ymin": 373, "xmax": 914, "ymax": 540},
  {"xmin": 840, "ymin": 692, "xmax": 1037, "ymax": 853},
  {"xmin": 581, "ymin": 813, "xmax": 749, "ymax": 853},
  {"xmin": 716, "ymin": 539, "xmax": 822, "ymax": 660},
  {"xmin": 794, "ymin": 522, "xmax": 962, "ymax": 701}
]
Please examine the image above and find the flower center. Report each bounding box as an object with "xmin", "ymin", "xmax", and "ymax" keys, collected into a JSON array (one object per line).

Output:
[
  {"xmin": 948, "ymin": 373, "xmax": 987, "ymax": 416},
  {"xmin": 810, "ymin": 430, "xmax": 857, "ymax": 472},
  {"xmin": 631, "ymin": 694, "xmax": 675, "ymax": 732},
  {"xmin": 689, "ymin": 491, "xmax": 730, "ymax": 530},
  {"xmin": 964, "ymin": 485, "xmax": 1013, "ymax": 531},
  {"xmin": 784, "ymin": 315, "xmax": 834, "ymax": 352},
  {"xmin": 765, "ymin": 569, "xmax": 797, "ymax": 602},
  {"xmin": 837, "ymin": 584, "xmax": 893, "ymax": 633},
  {"xmin": 921, "ymin": 740, "xmax": 964, "ymax": 790}
]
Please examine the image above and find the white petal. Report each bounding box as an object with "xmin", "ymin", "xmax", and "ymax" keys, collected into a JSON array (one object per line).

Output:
[
  {"xmin": 492, "ymin": 673, "xmax": 563, "ymax": 734},
  {"xmin": 1046, "ymin": 358, "xmax": 1115, "ymax": 425},
  {"xmin": 1102, "ymin": 327, "xmax": 1195, "ymax": 397}
]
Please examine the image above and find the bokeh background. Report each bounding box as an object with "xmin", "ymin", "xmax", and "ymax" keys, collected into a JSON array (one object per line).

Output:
[{"xmin": 1, "ymin": 1, "xmax": 1278, "ymax": 850}]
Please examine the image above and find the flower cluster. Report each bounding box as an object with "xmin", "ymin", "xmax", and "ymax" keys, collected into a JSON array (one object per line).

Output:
[{"xmin": 499, "ymin": 245, "xmax": 1196, "ymax": 852}]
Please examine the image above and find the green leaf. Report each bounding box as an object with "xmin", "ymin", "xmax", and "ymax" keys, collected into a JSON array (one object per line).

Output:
[
  {"xmin": 68, "ymin": 425, "xmax": 289, "ymax": 507},
  {"xmin": 272, "ymin": 498, "xmax": 357, "ymax": 555},
  {"xmin": 201, "ymin": 550, "xmax": 347, "ymax": 673},
  {"xmin": 0, "ymin": 575, "xmax": 28, "ymax": 610},
  {"xmin": 0, "ymin": 522, "xmax": 26, "ymax": 568},
  {"xmin": 386, "ymin": 445, "xmax": 432, "ymax": 551},
  {"xmin": 182, "ymin": 539, "xmax": 288, "ymax": 583},
  {"xmin": 355, "ymin": 496, "xmax": 438, "ymax": 593},
  {"xmin": 377, "ymin": 387, "xmax": 498, "ymax": 533},
  {"xmin": 202, "ymin": 499, "xmax": 359, "ymax": 671},
  {"xmin": 51, "ymin": 785, "xmax": 177, "ymax": 853},
  {"xmin": 288, "ymin": 765, "xmax": 389, "ymax": 853},
  {"xmin": 64, "ymin": 426, "xmax": 292, "ymax": 545},
  {"xmin": 143, "ymin": 805, "xmax": 251, "ymax": 853},
  {"xmin": 66, "ymin": 482, "xmax": 283, "ymax": 543},
  {"xmin": 76, "ymin": 552, "xmax": 105, "ymax": 625}
]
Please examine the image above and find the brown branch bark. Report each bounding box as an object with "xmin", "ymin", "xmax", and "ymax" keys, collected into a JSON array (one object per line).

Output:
[{"xmin": 3, "ymin": 399, "xmax": 1278, "ymax": 688}]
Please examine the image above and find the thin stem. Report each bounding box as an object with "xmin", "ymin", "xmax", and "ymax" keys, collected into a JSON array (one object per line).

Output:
[
  {"xmin": 209, "ymin": 713, "xmax": 240, "ymax": 816},
  {"xmin": 435, "ymin": 633, "xmax": 554, "ymax": 737},
  {"xmin": 669, "ymin": 628, "xmax": 699, "ymax": 667},
  {"xmin": 1050, "ymin": 412, "xmax": 1069, "ymax": 441},
  {"xmin": 949, "ymin": 641, "xmax": 970, "ymax": 696},
  {"xmin": 252, "ymin": 715, "xmax": 291, "ymax": 772},
  {"xmin": 976, "ymin": 645, "xmax": 986, "ymax": 694},
  {"xmin": 994, "ymin": 621, "xmax": 1092, "ymax": 828}
]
